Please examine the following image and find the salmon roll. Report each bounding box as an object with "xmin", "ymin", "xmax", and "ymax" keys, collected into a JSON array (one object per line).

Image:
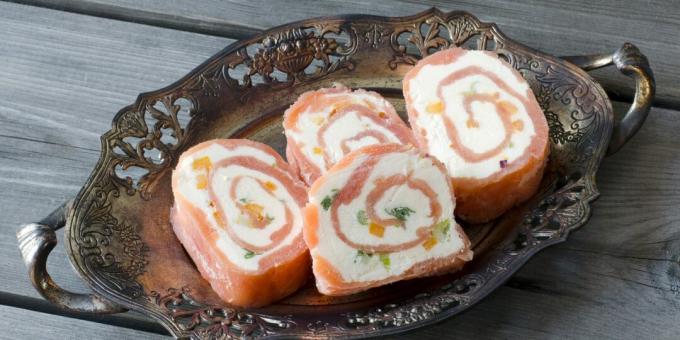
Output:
[
  {"xmin": 403, "ymin": 48, "xmax": 550, "ymax": 223},
  {"xmin": 303, "ymin": 143, "xmax": 472, "ymax": 296},
  {"xmin": 170, "ymin": 139, "xmax": 310, "ymax": 307},
  {"xmin": 284, "ymin": 84, "xmax": 416, "ymax": 185}
]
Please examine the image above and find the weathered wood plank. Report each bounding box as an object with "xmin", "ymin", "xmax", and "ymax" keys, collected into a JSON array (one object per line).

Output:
[
  {"xmin": 0, "ymin": 1, "xmax": 229, "ymax": 331},
  {"xmin": 9, "ymin": 0, "xmax": 679, "ymax": 108},
  {"xmin": 0, "ymin": 304, "xmax": 167, "ymax": 339},
  {"xmin": 0, "ymin": 292, "xmax": 167, "ymax": 335}
]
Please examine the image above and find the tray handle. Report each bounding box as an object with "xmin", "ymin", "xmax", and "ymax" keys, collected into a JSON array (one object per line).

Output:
[
  {"xmin": 561, "ymin": 42, "xmax": 655, "ymax": 156},
  {"xmin": 17, "ymin": 201, "xmax": 126, "ymax": 314}
]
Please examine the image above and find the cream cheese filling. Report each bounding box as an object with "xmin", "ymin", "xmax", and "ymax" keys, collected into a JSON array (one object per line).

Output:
[
  {"xmin": 311, "ymin": 149, "xmax": 466, "ymax": 283},
  {"xmin": 408, "ymin": 51, "xmax": 537, "ymax": 179},
  {"xmin": 176, "ymin": 143, "xmax": 302, "ymax": 271}
]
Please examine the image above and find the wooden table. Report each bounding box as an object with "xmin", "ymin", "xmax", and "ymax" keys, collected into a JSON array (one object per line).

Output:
[{"xmin": 2, "ymin": 1, "xmax": 679, "ymax": 338}]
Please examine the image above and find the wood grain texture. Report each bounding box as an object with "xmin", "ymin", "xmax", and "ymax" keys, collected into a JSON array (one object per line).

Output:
[
  {"xmin": 0, "ymin": 1, "xmax": 228, "ymax": 332},
  {"xmin": 9, "ymin": 0, "xmax": 679, "ymax": 109},
  {"xmin": 1, "ymin": 1, "xmax": 679, "ymax": 339},
  {"xmin": 0, "ymin": 304, "xmax": 166, "ymax": 339}
]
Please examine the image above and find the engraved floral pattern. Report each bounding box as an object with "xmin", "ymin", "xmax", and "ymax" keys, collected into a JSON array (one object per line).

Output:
[
  {"xmin": 109, "ymin": 95, "xmax": 196, "ymax": 199},
  {"xmin": 150, "ymin": 288, "xmax": 296, "ymax": 339},
  {"xmin": 389, "ymin": 13, "xmax": 495, "ymax": 68},
  {"xmin": 510, "ymin": 56, "xmax": 605, "ymax": 147},
  {"xmin": 342, "ymin": 274, "xmax": 483, "ymax": 331},
  {"xmin": 363, "ymin": 24, "xmax": 388, "ymax": 48},
  {"xmin": 186, "ymin": 23, "xmax": 358, "ymax": 97},
  {"xmin": 76, "ymin": 175, "xmax": 149, "ymax": 298}
]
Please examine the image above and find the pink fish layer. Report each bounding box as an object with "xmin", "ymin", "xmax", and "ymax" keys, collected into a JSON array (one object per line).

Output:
[
  {"xmin": 404, "ymin": 48, "xmax": 550, "ymax": 223},
  {"xmin": 171, "ymin": 139, "xmax": 310, "ymax": 307},
  {"xmin": 283, "ymin": 84, "xmax": 416, "ymax": 186},
  {"xmin": 304, "ymin": 144, "xmax": 472, "ymax": 296}
]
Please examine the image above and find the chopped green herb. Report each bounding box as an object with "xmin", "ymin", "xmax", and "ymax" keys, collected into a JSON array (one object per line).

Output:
[
  {"xmin": 266, "ymin": 214, "xmax": 274, "ymax": 222},
  {"xmin": 354, "ymin": 250, "xmax": 373, "ymax": 264},
  {"xmin": 356, "ymin": 210, "xmax": 369, "ymax": 225},
  {"xmin": 436, "ymin": 219, "xmax": 450, "ymax": 234},
  {"xmin": 320, "ymin": 197, "xmax": 332, "ymax": 210},
  {"xmin": 433, "ymin": 219, "xmax": 451, "ymax": 241},
  {"xmin": 320, "ymin": 189, "xmax": 339, "ymax": 210},
  {"xmin": 379, "ymin": 253, "xmax": 391, "ymax": 270},
  {"xmin": 385, "ymin": 207, "xmax": 415, "ymax": 222},
  {"xmin": 244, "ymin": 249, "xmax": 257, "ymax": 259},
  {"xmin": 239, "ymin": 198, "xmax": 248, "ymax": 203}
]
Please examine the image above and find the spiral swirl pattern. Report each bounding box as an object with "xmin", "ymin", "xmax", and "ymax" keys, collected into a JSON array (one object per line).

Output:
[
  {"xmin": 404, "ymin": 48, "xmax": 550, "ymax": 223},
  {"xmin": 304, "ymin": 144, "xmax": 472, "ymax": 296},
  {"xmin": 171, "ymin": 139, "xmax": 309, "ymax": 306},
  {"xmin": 284, "ymin": 84, "xmax": 416, "ymax": 185}
]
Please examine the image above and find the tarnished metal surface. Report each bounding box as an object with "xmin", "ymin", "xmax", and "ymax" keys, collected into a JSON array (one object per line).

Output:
[
  {"xmin": 562, "ymin": 42, "xmax": 655, "ymax": 155},
  {"xmin": 17, "ymin": 9, "xmax": 654, "ymax": 339},
  {"xmin": 17, "ymin": 201, "xmax": 126, "ymax": 314}
]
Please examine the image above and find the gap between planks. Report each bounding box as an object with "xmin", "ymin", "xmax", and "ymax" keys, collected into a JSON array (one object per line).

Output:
[
  {"xmin": 0, "ymin": 291, "xmax": 169, "ymax": 335},
  {"xmin": 3, "ymin": 0, "xmax": 259, "ymax": 39},
  {"xmin": 3, "ymin": 0, "xmax": 678, "ymax": 111}
]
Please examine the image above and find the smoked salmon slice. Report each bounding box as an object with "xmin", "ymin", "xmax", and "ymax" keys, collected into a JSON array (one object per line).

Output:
[
  {"xmin": 171, "ymin": 139, "xmax": 310, "ymax": 307},
  {"xmin": 303, "ymin": 143, "xmax": 472, "ymax": 296},
  {"xmin": 403, "ymin": 47, "xmax": 550, "ymax": 223},
  {"xmin": 283, "ymin": 84, "xmax": 416, "ymax": 186}
]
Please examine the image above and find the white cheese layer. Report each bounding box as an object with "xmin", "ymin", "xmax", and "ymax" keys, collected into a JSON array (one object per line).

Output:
[
  {"xmin": 175, "ymin": 143, "xmax": 303, "ymax": 271},
  {"xmin": 407, "ymin": 51, "xmax": 537, "ymax": 179},
  {"xmin": 286, "ymin": 91, "xmax": 401, "ymax": 176},
  {"xmin": 311, "ymin": 148, "xmax": 466, "ymax": 283},
  {"xmin": 321, "ymin": 110, "xmax": 401, "ymax": 164}
]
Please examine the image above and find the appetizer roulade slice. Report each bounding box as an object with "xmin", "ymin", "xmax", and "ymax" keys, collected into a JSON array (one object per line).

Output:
[
  {"xmin": 283, "ymin": 84, "xmax": 416, "ymax": 185},
  {"xmin": 303, "ymin": 144, "xmax": 472, "ymax": 296},
  {"xmin": 171, "ymin": 139, "xmax": 310, "ymax": 307},
  {"xmin": 403, "ymin": 47, "xmax": 550, "ymax": 223}
]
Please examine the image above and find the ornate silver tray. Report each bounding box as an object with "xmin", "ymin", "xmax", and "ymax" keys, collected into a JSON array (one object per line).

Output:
[{"xmin": 17, "ymin": 9, "xmax": 654, "ymax": 339}]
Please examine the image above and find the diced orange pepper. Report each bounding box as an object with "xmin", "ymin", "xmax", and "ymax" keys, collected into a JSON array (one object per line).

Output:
[
  {"xmin": 244, "ymin": 203, "xmax": 264, "ymax": 217},
  {"xmin": 264, "ymin": 181, "xmax": 277, "ymax": 191},
  {"xmin": 312, "ymin": 116, "xmax": 325, "ymax": 126},
  {"xmin": 192, "ymin": 156, "xmax": 212, "ymax": 171},
  {"xmin": 512, "ymin": 120, "xmax": 524, "ymax": 131},
  {"xmin": 423, "ymin": 236, "xmax": 438, "ymax": 250},
  {"xmin": 369, "ymin": 222, "xmax": 385, "ymax": 238},
  {"xmin": 313, "ymin": 147, "xmax": 323, "ymax": 155},
  {"xmin": 243, "ymin": 202, "xmax": 269, "ymax": 223},
  {"xmin": 426, "ymin": 101, "xmax": 444, "ymax": 114},
  {"xmin": 378, "ymin": 111, "xmax": 387, "ymax": 119},
  {"xmin": 213, "ymin": 211, "xmax": 224, "ymax": 225},
  {"xmin": 498, "ymin": 100, "xmax": 517, "ymax": 114},
  {"xmin": 330, "ymin": 102, "xmax": 349, "ymax": 116},
  {"xmin": 466, "ymin": 118, "xmax": 480, "ymax": 128},
  {"xmin": 196, "ymin": 174, "xmax": 208, "ymax": 189}
]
